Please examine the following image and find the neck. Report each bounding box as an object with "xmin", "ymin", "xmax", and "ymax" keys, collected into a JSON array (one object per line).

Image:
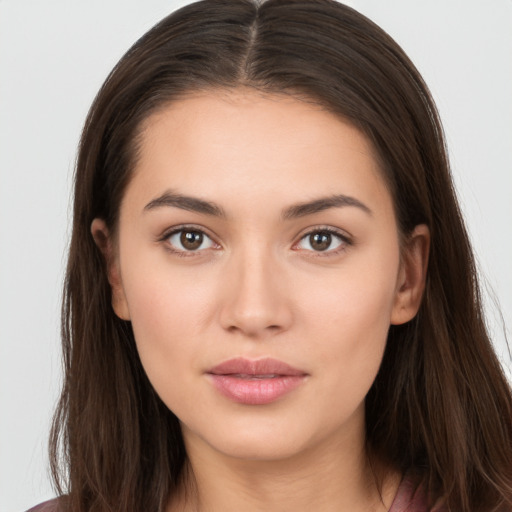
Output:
[{"xmin": 168, "ymin": 423, "xmax": 400, "ymax": 512}]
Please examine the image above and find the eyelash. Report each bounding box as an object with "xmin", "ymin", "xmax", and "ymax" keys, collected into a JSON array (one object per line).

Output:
[
  {"xmin": 159, "ymin": 224, "xmax": 352, "ymax": 258},
  {"xmin": 159, "ymin": 224, "xmax": 220, "ymax": 258},
  {"xmin": 293, "ymin": 227, "xmax": 352, "ymax": 257}
]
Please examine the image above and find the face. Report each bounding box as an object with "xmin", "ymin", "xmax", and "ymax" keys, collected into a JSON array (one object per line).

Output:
[{"xmin": 94, "ymin": 89, "xmax": 428, "ymax": 463}]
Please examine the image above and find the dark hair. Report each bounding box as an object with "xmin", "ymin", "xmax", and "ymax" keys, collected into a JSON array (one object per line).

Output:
[{"xmin": 50, "ymin": 1, "xmax": 512, "ymax": 511}]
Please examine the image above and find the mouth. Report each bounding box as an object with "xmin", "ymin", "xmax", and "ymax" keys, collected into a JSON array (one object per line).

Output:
[{"xmin": 207, "ymin": 357, "xmax": 308, "ymax": 405}]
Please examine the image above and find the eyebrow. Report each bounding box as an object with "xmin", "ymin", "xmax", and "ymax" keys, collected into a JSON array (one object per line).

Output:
[
  {"xmin": 143, "ymin": 190, "xmax": 372, "ymax": 219},
  {"xmin": 282, "ymin": 194, "xmax": 372, "ymax": 220},
  {"xmin": 144, "ymin": 190, "xmax": 227, "ymax": 217}
]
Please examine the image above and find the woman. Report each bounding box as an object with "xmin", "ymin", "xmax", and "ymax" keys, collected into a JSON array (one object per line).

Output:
[{"xmin": 28, "ymin": 0, "xmax": 512, "ymax": 510}]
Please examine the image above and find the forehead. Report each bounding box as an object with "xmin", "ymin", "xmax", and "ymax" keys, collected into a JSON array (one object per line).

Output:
[
  {"xmin": 126, "ymin": 89, "xmax": 393, "ymax": 220},
  {"xmin": 139, "ymin": 89, "xmax": 376, "ymax": 163}
]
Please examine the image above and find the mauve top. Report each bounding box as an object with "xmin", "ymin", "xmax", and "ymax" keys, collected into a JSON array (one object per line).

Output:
[{"xmin": 26, "ymin": 473, "xmax": 439, "ymax": 512}]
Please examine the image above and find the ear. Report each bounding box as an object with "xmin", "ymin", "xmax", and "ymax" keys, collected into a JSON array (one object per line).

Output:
[
  {"xmin": 391, "ymin": 224, "xmax": 430, "ymax": 325},
  {"xmin": 91, "ymin": 218, "xmax": 131, "ymax": 321}
]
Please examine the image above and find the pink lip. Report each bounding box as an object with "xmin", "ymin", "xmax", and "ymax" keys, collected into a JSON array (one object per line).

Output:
[{"xmin": 207, "ymin": 358, "xmax": 307, "ymax": 405}]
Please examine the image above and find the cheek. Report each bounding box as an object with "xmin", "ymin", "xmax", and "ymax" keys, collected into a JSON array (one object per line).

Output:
[
  {"xmin": 120, "ymin": 226, "xmax": 218, "ymax": 332},
  {"xmin": 118, "ymin": 247, "xmax": 220, "ymax": 403},
  {"xmin": 297, "ymin": 248, "xmax": 399, "ymax": 399},
  {"xmin": 127, "ymin": 285, "xmax": 211, "ymax": 417},
  {"xmin": 128, "ymin": 281, "xmax": 194, "ymax": 400},
  {"xmin": 133, "ymin": 280, "xmax": 212, "ymax": 332},
  {"xmin": 303, "ymin": 247, "xmax": 398, "ymax": 336}
]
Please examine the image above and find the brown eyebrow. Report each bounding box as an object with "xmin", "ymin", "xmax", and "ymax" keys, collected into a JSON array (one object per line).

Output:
[
  {"xmin": 281, "ymin": 194, "xmax": 372, "ymax": 219},
  {"xmin": 143, "ymin": 190, "xmax": 371, "ymax": 219},
  {"xmin": 144, "ymin": 190, "xmax": 226, "ymax": 217}
]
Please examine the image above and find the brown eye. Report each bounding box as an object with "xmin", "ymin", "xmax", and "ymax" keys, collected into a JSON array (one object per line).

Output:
[
  {"xmin": 296, "ymin": 229, "xmax": 346, "ymax": 253},
  {"xmin": 167, "ymin": 229, "xmax": 215, "ymax": 252},
  {"xmin": 309, "ymin": 232, "xmax": 332, "ymax": 251},
  {"xmin": 180, "ymin": 231, "xmax": 203, "ymax": 250}
]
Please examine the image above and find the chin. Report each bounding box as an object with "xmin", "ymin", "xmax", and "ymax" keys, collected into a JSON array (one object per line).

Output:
[
  {"xmin": 204, "ymin": 430, "xmax": 313, "ymax": 462},
  {"xmin": 180, "ymin": 408, "xmax": 348, "ymax": 464}
]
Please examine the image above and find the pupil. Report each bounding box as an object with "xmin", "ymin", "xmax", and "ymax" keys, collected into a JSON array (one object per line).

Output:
[
  {"xmin": 181, "ymin": 231, "xmax": 203, "ymax": 250},
  {"xmin": 311, "ymin": 232, "xmax": 331, "ymax": 251}
]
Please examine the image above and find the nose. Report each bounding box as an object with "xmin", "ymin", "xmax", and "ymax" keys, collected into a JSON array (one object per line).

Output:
[{"xmin": 219, "ymin": 248, "xmax": 293, "ymax": 338}]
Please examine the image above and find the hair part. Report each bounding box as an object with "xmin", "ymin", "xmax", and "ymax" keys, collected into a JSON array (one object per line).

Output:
[{"xmin": 50, "ymin": 1, "xmax": 512, "ymax": 511}]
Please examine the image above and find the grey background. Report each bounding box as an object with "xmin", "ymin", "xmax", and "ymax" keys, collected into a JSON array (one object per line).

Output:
[{"xmin": 1, "ymin": 1, "xmax": 511, "ymax": 510}]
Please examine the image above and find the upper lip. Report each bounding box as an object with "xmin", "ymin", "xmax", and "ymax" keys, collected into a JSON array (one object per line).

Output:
[{"xmin": 208, "ymin": 357, "xmax": 307, "ymax": 377}]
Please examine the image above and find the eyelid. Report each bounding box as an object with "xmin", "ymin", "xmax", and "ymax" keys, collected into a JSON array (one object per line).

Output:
[
  {"xmin": 157, "ymin": 223, "xmax": 352, "ymax": 257},
  {"xmin": 292, "ymin": 226, "xmax": 353, "ymax": 256},
  {"xmin": 158, "ymin": 224, "xmax": 221, "ymax": 255}
]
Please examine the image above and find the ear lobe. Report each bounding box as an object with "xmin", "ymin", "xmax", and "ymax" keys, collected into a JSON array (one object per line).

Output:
[
  {"xmin": 91, "ymin": 218, "xmax": 131, "ymax": 321},
  {"xmin": 391, "ymin": 224, "xmax": 430, "ymax": 325}
]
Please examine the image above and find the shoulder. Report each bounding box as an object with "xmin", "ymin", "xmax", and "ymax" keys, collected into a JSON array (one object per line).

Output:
[
  {"xmin": 389, "ymin": 473, "xmax": 445, "ymax": 512},
  {"xmin": 25, "ymin": 498, "xmax": 63, "ymax": 512}
]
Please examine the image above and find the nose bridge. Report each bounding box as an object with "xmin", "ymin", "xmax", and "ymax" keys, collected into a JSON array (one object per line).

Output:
[{"xmin": 220, "ymin": 240, "xmax": 292, "ymax": 336}]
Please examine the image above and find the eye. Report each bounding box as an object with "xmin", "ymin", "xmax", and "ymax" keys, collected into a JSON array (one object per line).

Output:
[
  {"xmin": 166, "ymin": 228, "xmax": 217, "ymax": 253},
  {"xmin": 295, "ymin": 229, "xmax": 348, "ymax": 253}
]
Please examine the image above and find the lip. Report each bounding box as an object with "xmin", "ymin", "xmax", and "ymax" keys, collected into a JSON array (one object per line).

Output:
[{"xmin": 207, "ymin": 357, "xmax": 308, "ymax": 405}]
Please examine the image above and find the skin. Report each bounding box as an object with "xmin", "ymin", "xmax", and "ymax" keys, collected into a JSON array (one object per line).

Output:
[{"xmin": 92, "ymin": 89, "xmax": 429, "ymax": 512}]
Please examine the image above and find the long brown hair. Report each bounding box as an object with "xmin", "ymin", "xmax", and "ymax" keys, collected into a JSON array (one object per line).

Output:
[{"xmin": 50, "ymin": 1, "xmax": 512, "ymax": 510}]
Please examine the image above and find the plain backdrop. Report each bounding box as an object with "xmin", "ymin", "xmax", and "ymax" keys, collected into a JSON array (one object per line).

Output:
[{"xmin": 0, "ymin": 1, "xmax": 511, "ymax": 511}]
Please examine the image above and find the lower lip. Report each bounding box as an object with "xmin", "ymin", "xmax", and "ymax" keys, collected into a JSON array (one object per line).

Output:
[{"xmin": 208, "ymin": 374, "xmax": 306, "ymax": 405}]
